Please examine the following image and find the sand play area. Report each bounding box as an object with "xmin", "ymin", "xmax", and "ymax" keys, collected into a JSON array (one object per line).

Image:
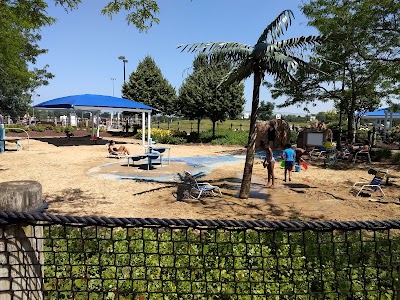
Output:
[{"xmin": 1, "ymin": 136, "xmax": 400, "ymax": 222}]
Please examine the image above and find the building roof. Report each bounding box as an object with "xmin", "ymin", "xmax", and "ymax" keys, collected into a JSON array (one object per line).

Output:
[{"xmin": 361, "ymin": 107, "xmax": 400, "ymax": 119}]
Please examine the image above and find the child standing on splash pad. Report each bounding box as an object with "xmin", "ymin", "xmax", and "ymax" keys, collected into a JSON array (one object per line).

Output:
[
  {"xmin": 260, "ymin": 140, "xmax": 275, "ymax": 188},
  {"xmin": 282, "ymin": 144, "xmax": 296, "ymax": 182}
]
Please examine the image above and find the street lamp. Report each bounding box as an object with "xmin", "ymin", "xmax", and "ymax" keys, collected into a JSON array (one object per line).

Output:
[
  {"xmin": 118, "ymin": 56, "xmax": 128, "ymax": 82},
  {"xmin": 110, "ymin": 78, "xmax": 116, "ymax": 96}
]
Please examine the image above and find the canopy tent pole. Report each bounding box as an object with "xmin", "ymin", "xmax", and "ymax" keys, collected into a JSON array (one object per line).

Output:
[
  {"xmin": 147, "ymin": 112, "xmax": 151, "ymax": 145},
  {"xmin": 142, "ymin": 112, "xmax": 145, "ymax": 146},
  {"xmin": 384, "ymin": 110, "xmax": 388, "ymax": 142},
  {"xmin": 90, "ymin": 113, "xmax": 95, "ymax": 138},
  {"xmin": 96, "ymin": 112, "xmax": 100, "ymax": 138},
  {"xmin": 110, "ymin": 111, "xmax": 114, "ymax": 130}
]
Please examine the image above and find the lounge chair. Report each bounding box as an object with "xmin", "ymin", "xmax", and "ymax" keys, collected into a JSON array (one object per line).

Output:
[
  {"xmin": 353, "ymin": 149, "xmax": 371, "ymax": 163},
  {"xmin": 106, "ymin": 143, "xmax": 127, "ymax": 159},
  {"xmin": 353, "ymin": 170, "xmax": 388, "ymax": 197},
  {"xmin": 183, "ymin": 170, "xmax": 222, "ymax": 199},
  {"xmin": 310, "ymin": 146, "xmax": 327, "ymax": 159}
]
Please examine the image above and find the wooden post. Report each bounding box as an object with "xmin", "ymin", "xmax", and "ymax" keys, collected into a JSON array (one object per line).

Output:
[{"xmin": 0, "ymin": 181, "xmax": 44, "ymax": 299}]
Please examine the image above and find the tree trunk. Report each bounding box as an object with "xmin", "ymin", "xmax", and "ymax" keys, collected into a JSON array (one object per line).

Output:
[
  {"xmin": 197, "ymin": 119, "xmax": 200, "ymax": 134},
  {"xmin": 212, "ymin": 121, "xmax": 216, "ymax": 138},
  {"xmin": 239, "ymin": 69, "xmax": 261, "ymax": 199},
  {"xmin": 347, "ymin": 95, "xmax": 356, "ymax": 141}
]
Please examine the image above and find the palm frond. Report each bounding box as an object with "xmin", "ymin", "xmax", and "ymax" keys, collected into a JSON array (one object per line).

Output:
[
  {"xmin": 218, "ymin": 60, "xmax": 253, "ymax": 88},
  {"xmin": 209, "ymin": 47, "xmax": 253, "ymax": 65},
  {"xmin": 271, "ymin": 36, "xmax": 325, "ymax": 52},
  {"xmin": 257, "ymin": 10, "xmax": 294, "ymax": 44},
  {"xmin": 265, "ymin": 62, "xmax": 297, "ymax": 85},
  {"xmin": 177, "ymin": 42, "xmax": 252, "ymax": 53}
]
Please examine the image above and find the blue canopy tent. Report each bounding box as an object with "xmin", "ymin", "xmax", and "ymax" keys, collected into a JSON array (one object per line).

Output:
[
  {"xmin": 360, "ymin": 107, "xmax": 400, "ymax": 141},
  {"xmin": 34, "ymin": 94, "xmax": 156, "ymax": 146}
]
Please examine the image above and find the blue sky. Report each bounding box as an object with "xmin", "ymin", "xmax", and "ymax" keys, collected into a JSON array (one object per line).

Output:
[{"xmin": 34, "ymin": 0, "xmax": 333, "ymax": 115}]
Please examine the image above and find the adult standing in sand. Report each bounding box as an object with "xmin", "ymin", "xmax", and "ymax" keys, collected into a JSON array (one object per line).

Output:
[
  {"xmin": 266, "ymin": 122, "xmax": 276, "ymax": 148},
  {"xmin": 294, "ymin": 148, "xmax": 309, "ymax": 166}
]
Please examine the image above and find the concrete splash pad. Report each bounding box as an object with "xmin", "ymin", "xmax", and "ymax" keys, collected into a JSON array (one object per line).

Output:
[{"xmin": 87, "ymin": 155, "xmax": 246, "ymax": 182}]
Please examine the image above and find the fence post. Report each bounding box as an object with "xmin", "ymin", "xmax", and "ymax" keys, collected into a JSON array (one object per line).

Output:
[
  {"xmin": 178, "ymin": 121, "xmax": 180, "ymax": 131},
  {"xmin": 0, "ymin": 181, "xmax": 44, "ymax": 299}
]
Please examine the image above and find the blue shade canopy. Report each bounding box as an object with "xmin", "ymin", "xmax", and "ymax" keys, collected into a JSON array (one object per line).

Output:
[
  {"xmin": 34, "ymin": 94, "xmax": 155, "ymax": 112},
  {"xmin": 361, "ymin": 107, "xmax": 400, "ymax": 119}
]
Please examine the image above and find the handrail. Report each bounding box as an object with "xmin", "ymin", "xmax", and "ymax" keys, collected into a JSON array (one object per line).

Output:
[{"xmin": 4, "ymin": 127, "xmax": 30, "ymax": 150}]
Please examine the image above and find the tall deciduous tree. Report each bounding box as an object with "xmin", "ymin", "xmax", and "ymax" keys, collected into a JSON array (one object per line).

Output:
[
  {"xmin": 122, "ymin": 56, "xmax": 177, "ymax": 115},
  {"xmin": 54, "ymin": 0, "xmax": 160, "ymax": 32},
  {"xmin": 178, "ymin": 54, "xmax": 245, "ymax": 136},
  {"xmin": 179, "ymin": 10, "xmax": 324, "ymax": 199},
  {"xmin": 0, "ymin": 1, "xmax": 54, "ymax": 115},
  {"xmin": 1, "ymin": 0, "xmax": 160, "ymax": 115},
  {"xmin": 258, "ymin": 101, "xmax": 275, "ymax": 121},
  {"xmin": 271, "ymin": 0, "xmax": 399, "ymax": 139}
]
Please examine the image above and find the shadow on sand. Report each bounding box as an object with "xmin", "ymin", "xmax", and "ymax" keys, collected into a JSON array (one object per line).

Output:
[{"xmin": 33, "ymin": 136, "xmax": 115, "ymax": 147}]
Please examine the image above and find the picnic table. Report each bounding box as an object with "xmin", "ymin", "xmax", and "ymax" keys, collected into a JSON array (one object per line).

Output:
[
  {"xmin": 144, "ymin": 152, "xmax": 163, "ymax": 170},
  {"xmin": 145, "ymin": 146, "xmax": 171, "ymax": 165},
  {"xmin": 0, "ymin": 137, "xmax": 21, "ymax": 152}
]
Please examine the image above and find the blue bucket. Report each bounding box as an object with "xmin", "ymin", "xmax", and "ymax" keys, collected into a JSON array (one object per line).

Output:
[{"xmin": 295, "ymin": 165, "xmax": 301, "ymax": 172}]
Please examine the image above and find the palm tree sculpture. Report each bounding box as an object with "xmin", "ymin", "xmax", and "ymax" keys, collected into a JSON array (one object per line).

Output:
[{"xmin": 179, "ymin": 10, "xmax": 325, "ymax": 199}]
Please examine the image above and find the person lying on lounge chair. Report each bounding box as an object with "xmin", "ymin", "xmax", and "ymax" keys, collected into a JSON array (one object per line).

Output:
[
  {"xmin": 108, "ymin": 140, "xmax": 131, "ymax": 155},
  {"xmin": 348, "ymin": 139, "xmax": 369, "ymax": 161}
]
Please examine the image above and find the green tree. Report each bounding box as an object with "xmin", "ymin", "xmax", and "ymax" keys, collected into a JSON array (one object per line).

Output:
[
  {"xmin": 258, "ymin": 101, "xmax": 275, "ymax": 121},
  {"xmin": 1, "ymin": 0, "xmax": 160, "ymax": 116},
  {"xmin": 179, "ymin": 10, "xmax": 324, "ymax": 199},
  {"xmin": 122, "ymin": 56, "xmax": 177, "ymax": 115},
  {"xmin": 0, "ymin": 1, "xmax": 55, "ymax": 115},
  {"xmin": 178, "ymin": 54, "xmax": 245, "ymax": 136},
  {"xmin": 271, "ymin": 0, "xmax": 399, "ymax": 139},
  {"xmin": 54, "ymin": 0, "xmax": 160, "ymax": 32}
]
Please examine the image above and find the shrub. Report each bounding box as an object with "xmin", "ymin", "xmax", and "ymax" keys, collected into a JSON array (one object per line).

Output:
[
  {"xmin": 157, "ymin": 135, "xmax": 186, "ymax": 144},
  {"xmin": 64, "ymin": 126, "xmax": 76, "ymax": 133},
  {"xmin": 54, "ymin": 126, "xmax": 64, "ymax": 133},
  {"xmin": 187, "ymin": 132, "xmax": 200, "ymax": 143},
  {"xmin": 134, "ymin": 129, "xmax": 187, "ymax": 144},
  {"xmin": 372, "ymin": 149, "xmax": 392, "ymax": 161},
  {"xmin": 4, "ymin": 124, "xmax": 26, "ymax": 132},
  {"xmin": 392, "ymin": 152, "xmax": 400, "ymax": 164},
  {"xmin": 170, "ymin": 130, "xmax": 188, "ymax": 138},
  {"xmin": 30, "ymin": 125, "xmax": 47, "ymax": 132}
]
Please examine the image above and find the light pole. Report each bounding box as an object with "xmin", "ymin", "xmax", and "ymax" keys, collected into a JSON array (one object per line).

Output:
[
  {"xmin": 118, "ymin": 56, "xmax": 128, "ymax": 82},
  {"xmin": 110, "ymin": 78, "xmax": 116, "ymax": 96}
]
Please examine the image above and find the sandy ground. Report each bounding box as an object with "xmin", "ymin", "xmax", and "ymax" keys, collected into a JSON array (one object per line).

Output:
[{"xmin": 0, "ymin": 136, "xmax": 399, "ymax": 222}]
